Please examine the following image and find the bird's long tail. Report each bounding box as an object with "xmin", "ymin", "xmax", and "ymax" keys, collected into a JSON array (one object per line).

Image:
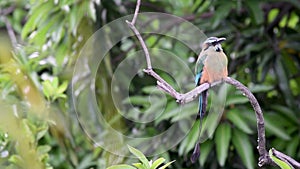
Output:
[{"xmin": 191, "ymin": 90, "xmax": 208, "ymax": 163}]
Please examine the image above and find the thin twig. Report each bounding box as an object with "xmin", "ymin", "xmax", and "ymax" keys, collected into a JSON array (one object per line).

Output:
[
  {"xmin": 126, "ymin": 21, "xmax": 152, "ymax": 69},
  {"xmin": 3, "ymin": 17, "xmax": 18, "ymax": 47},
  {"xmin": 126, "ymin": 0, "xmax": 151, "ymax": 69},
  {"xmin": 131, "ymin": 0, "xmax": 141, "ymax": 25}
]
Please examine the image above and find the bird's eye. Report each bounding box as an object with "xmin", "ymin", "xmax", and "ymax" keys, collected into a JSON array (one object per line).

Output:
[{"xmin": 211, "ymin": 41, "xmax": 219, "ymax": 46}]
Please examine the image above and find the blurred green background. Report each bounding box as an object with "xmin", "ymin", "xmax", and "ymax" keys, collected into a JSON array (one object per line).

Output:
[{"xmin": 0, "ymin": 0, "xmax": 299, "ymax": 168}]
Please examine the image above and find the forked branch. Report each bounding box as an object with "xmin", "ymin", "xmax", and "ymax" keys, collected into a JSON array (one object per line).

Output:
[{"xmin": 126, "ymin": 0, "xmax": 300, "ymax": 168}]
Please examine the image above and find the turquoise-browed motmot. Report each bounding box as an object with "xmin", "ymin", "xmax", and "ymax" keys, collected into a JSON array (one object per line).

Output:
[{"xmin": 191, "ymin": 37, "xmax": 228, "ymax": 163}]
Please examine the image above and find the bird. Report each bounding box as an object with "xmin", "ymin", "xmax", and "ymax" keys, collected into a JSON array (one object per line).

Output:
[
  {"xmin": 195, "ymin": 37, "xmax": 228, "ymax": 117},
  {"xmin": 191, "ymin": 37, "xmax": 228, "ymax": 163}
]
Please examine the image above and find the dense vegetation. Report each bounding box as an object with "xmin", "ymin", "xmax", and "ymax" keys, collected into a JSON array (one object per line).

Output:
[{"xmin": 0, "ymin": 0, "xmax": 299, "ymax": 168}]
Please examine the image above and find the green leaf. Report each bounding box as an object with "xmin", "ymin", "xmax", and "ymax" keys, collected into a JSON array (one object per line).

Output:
[
  {"xmin": 178, "ymin": 120, "xmax": 199, "ymax": 155},
  {"xmin": 232, "ymin": 130, "xmax": 255, "ymax": 169},
  {"xmin": 268, "ymin": 9, "xmax": 279, "ymax": 24},
  {"xmin": 199, "ymin": 140, "xmax": 213, "ymax": 166},
  {"xmin": 30, "ymin": 12, "xmax": 63, "ymax": 45},
  {"xmin": 77, "ymin": 154, "xmax": 95, "ymax": 169},
  {"xmin": 245, "ymin": 0, "xmax": 263, "ymax": 24},
  {"xmin": 21, "ymin": 119, "xmax": 35, "ymax": 144},
  {"xmin": 57, "ymin": 80, "xmax": 68, "ymax": 94},
  {"xmin": 150, "ymin": 158, "xmax": 165, "ymax": 169},
  {"xmin": 21, "ymin": 1, "xmax": 53, "ymax": 39},
  {"xmin": 69, "ymin": 5, "xmax": 79, "ymax": 34},
  {"xmin": 42, "ymin": 80, "xmax": 54, "ymax": 100},
  {"xmin": 286, "ymin": 136, "xmax": 299, "ymax": 157},
  {"xmin": 211, "ymin": 1, "xmax": 233, "ymax": 29},
  {"xmin": 226, "ymin": 95, "xmax": 249, "ymax": 105},
  {"xmin": 236, "ymin": 42, "xmax": 268, "ymax": 58},
  {"xmin": 128, "ymin": 145, "xmax": 150, "ymax": 168},
  {"xmin": 52, "ymin": 77, "xmax": 59, "ymax": 88},
  {"xmin": 264, "ymin": 114, "xmax": 291, "ymax": 140},
  {"xmin": 13, "ymin": 8, "xmax": 26, "ymax": 23},
  {"xmin": 215, "ymin": 123, "xmax": 231, "ymax": 166},
  {"xmin": 201, "ymin": 110, "xmax": 222, "ymax": 139},
  {"xmin": 132, "ymin": 163, "xmax": 147, "ymax": 169},
  {"xmin": 269, "ymin": 149, "xmax": 293, "ymax": 169},
  {"xmin": 123, "ymin": 96, "xmax": 150, "ymax": 106},
  {"xmin": 248, "ymin": 84, "xmax": 273, "ymax": 93},
  {"xmin": 51, "ymin": 22, "xmax": 65, "ymax": 43},
  {"xmin": 142, "ymin": 86, "xmax": 163, "ymax": 95},
  {"xmin": 88, "ymin": 1, "xmax": 96, "ymax": 22},
  {"xmin": 271, "ymin": 138, "xmax": 288, "ymax": 152},
  {"xmin": 226, "ymin": 109, "xmax": 253, "ymax": 134},
  {"xmin": 37, "ymin": 145, "xmax": 51, "ymax": 155},
  {"xmin": 151, "ymin": 19, "xmax": 160, "ymax": 30},
  {"xmin": 158, "ymin": 160, "xmax": 174, "ymax": 169},
  {"xmin": 275, "ymin": 57, "xmax": 294, "ymax": 108},
  {"xmin": 171, "ymin": 103, "xmax": 197, "ymax": 122},
  {"xmin": 55, "ymin": 93, "xmax": 67, "ymax": 99},
  {"xmin": 107, "ymin": 164, "xmax": 136, "ymax": 169},
  {"xmin": 8, "ymin": 154, "xmax": 23, "ymax": 166},
  {"xmin": 36, "ymin": 123, "xmax": 49, "ymax": 141},
  {"xmin": 271, "ymin": 105, "xmax": 298, "ymax": 125}
]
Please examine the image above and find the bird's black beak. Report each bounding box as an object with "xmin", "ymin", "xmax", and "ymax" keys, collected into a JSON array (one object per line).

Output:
[{"xmin": 217, "ymin": 37, "xmax": 226, "ymax": 43}]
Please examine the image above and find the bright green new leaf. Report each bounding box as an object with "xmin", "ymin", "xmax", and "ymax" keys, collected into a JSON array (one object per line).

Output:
[
  {"xmin": 36, "ymin": 123, "xmax": 49, "ymax": 141},
  {"xmin": 128, "ymin": 145, "xmax": 150, "ymax": 168},
  {"xmin": 57, "ymin": 80, "xmax": 68, "ymax": 94},
  {"xmin": 37, "ymin": 145, "xmax": 51, "ymax": 155},
  {"xmin": 8, "ymin": 155, "xmax": 23, "ymax": 166},
  {"xmin": 158, "ymin": 160, "xmax": 175, "ymax": 169},
  {"xmin": 150, "ymin": 158, "xmax": 165, "ymax": 169},
  {"xmin": 107, "ymin": 164, "xmax": 136, "ymax": 169},
  {"xmin": 269, "ymin": 149, "xmax": 293, "ymax": 169},
  {"xmin": 42, "ymin": 80, "xmax": 54, "ymax": 100},
  {"xmin": 132, "ymin": 163, "xmax": 146, "ymax": 169},
  {"xmin": 21, "ymin": 1, "xmax": 53, "ymax": 39}
]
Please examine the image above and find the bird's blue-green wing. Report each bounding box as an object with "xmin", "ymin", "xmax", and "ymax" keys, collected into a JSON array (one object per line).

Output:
[{"xmin": 195, "ymin": 54, "xmax": 207, "ymax": 86}]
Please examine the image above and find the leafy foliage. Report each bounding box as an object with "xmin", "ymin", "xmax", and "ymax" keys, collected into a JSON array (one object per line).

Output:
[
  {"xmin": 107, "ymin": 145, "xmax": 174, "ymax": 169},
  {"xmin": 42, "ymin": 77, "xmax": 68, "ymax": 102}
]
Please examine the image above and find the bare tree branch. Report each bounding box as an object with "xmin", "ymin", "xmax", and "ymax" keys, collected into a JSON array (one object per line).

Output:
[
  {"xmin": 0, "ymin": 5, "xmax": 16, "ymax": 15},
  {"xmin": 126, "ymin": 0, "xmax": 300, "ymax": 168},
  {"xmin": 3, "ymin": 17, "xmax": 18, "ymax": 47},
  {"xmin": 224, "ymin": 77, "xmax": 272, "ymax": 167}
]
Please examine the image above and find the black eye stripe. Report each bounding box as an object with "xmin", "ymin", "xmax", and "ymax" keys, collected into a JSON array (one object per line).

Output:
[{"xmin": 212, "ymin": 41, "xmax": 219, "ymax": 45}]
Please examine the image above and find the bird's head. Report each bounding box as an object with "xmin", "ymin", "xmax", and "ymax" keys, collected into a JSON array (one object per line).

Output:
[{"xmin": 202, "ymin": 37, "xmax": 226, "ymax": 52}]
